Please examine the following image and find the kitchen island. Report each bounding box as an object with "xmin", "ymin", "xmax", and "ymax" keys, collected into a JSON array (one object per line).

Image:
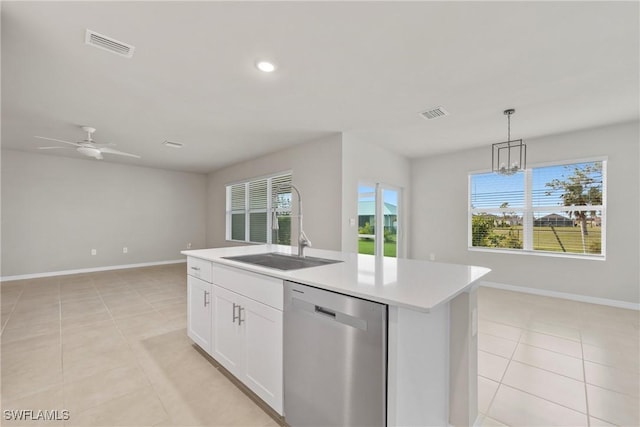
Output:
[{"xmin": 182, "ymin": 244, "xmax": 490, "ymax": 427}]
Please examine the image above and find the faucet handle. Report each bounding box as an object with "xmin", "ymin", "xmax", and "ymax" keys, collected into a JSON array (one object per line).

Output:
[{"xmin": 299, "ymin": 231, "xmax": 312, "ymax": 248}]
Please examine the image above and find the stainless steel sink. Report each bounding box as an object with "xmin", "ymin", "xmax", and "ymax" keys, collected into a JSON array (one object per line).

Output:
[{"xmin": 222, "ymin": 252, "xmax": 342, "ymax": 271}]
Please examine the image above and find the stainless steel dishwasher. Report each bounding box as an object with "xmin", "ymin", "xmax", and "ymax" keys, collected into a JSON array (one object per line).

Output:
[{"xmin": 284, "ymin": 281, "xmax": 387, "ymax": 427}]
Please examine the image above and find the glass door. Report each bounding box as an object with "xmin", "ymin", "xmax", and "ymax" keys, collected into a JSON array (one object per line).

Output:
[
  {"xmin": 381, "ymin": 187, "xmax": 399, "ymax": 258},
  {"xmin": 357, "ymin": 183, "xmax": 401, "ymax": 258},
  {"xmin": 357, "ymin": 185, "xmax": 377, "ymax": 255}
]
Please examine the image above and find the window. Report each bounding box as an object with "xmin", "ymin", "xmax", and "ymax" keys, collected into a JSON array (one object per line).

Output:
[
  {"xmin": 358, "ymin": 183, "xmax": 401, "ymax": 258},
  {"xmin": 226, "ymin": 172, "xmax": 292, "ymax": 245},
  {"xmin": 469, "ymin": 159, "xmax": 605, "ymax": 257}
]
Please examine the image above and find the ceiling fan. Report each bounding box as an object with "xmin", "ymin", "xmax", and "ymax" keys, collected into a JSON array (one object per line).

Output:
[{"xmin": 35, "ymin": 126, "xmax": 141, "ymax": 160}]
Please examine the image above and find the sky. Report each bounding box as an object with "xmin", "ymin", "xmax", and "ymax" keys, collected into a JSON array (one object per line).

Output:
[
  {"xmin": 470, "ymin": 161, "xmax": 602, "ymax": 210},
  {"xmin": 358, "ymin": 185, "xmax": 399, "ymax": 207}
]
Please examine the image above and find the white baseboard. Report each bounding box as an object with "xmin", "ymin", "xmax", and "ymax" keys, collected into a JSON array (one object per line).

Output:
[
  {"xmin": 481, "ymin": 281, "xmax": 639, "ymax": 311},
  {"xmin": 1, "ymin": 259, "xmax": 187, "ymax": 282}
]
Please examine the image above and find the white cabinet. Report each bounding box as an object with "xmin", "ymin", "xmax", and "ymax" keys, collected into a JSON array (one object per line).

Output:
[
  {"xmin": 211, "ymin": 284, "xmax": 283, "ymax": 414},
  {"xmin": 241, "ymin": 294, "xmax": 283, "ymax": 412},
  {"xmin": 187, "ymin": 275, "xmax": 212, "ymax": 353},
  {"xmin": 211, "ymin": 285, "xmax": 243, "ymax": 375},
  {"xmin": 187, "ymin": 257, "xmax": 213, "ymax": 282},
  {"xmin": 185, "ymin": 257, "xmax": 283, "ymax": 415}
]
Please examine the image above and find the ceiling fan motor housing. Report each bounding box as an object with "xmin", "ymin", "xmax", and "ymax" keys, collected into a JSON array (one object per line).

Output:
[{"xmin": 77, "ymin": 146, "xmax": 101, "ymax": 158}]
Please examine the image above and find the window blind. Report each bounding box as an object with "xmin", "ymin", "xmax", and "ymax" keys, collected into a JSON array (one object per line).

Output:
[
  {"xmin": 469, "ymin": 160, "xmax": 605, "ymax": 257},
  {"xmin": 226, "ymin": 172, "xmax": 292, "ymax": 244}
]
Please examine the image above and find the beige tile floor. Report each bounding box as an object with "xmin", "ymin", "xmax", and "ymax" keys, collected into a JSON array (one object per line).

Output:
[
  {"xmin": 1, "ymin": 264, "xmax": 279, "ymax": 427},
  {"xmin": 1, "ymin": 265, "xmax": 638, "ymax": 426},
  {"xmin": 477, "ymin": 287, "xmax": 640, "ymax": 427}
]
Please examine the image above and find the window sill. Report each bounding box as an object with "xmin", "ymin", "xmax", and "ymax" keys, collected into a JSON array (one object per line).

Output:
[
  {"xmin": 226, "ymin": 239, "xmax": 266, "ymax": 245},
  {"xmin": 468, "ymin": 246, "xmax": 606, "ymax": 261}
]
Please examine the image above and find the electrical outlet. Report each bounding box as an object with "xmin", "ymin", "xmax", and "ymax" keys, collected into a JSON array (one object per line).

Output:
[
  {"xmin": 187, "ymin": 243, "xmax": 192, "ymax": 249},
  {"xmin": 123, "ymin": 247, "xmax": 128, "ymax": 254},
  {"xmin": 429, "ymin": 253, "xmax": 435, "ymax": 261},
  {"xmin": 91, "ymin": 249, "xmax": 97, "ymax": 256},
  {"xmin": 349, "ymin": 218, "xmax": 356, "ymax": 226}
]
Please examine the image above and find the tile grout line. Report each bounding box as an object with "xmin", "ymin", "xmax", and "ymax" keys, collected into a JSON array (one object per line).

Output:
[
  {"xmin": 57, "ymin": 277, "xmax": 67, "ymax": 427},
  {"xmin": 505, "ymin": 358, "xmax": 586, "ymax": 383},
  {"xmin": 481, "ymin": 317, "xmax": 582, "ymax": 343},
  {"xmin": 119, "ymin": 273, "xmax": 186, "ymax": 425},
  {"xmin": 580, "ymin": 326, "xmax": 591, "ymax": 427},
  {"xmin": 60, "ymin": 276, "xmax": 152, "ymax": 419},
  {"xmin": 0, "ymin": 284, "xmax": 26, "ymax": 335},
  {"xmin": 480, "ymin": 335, "xmax": 583, "ymax": 362},
  {"xmin": 495, "ymin": 382, "xmax": 589, "ymax": 418},
  {"xmin": 484, "ymin": 310, "xmax": 589, "ymax": 421},
  {"xmin": 478, "ymin": 291, "xmax": 638, "ymax": 426},
  {"xmin": 483, "ymin": 326, "xmax": 525, "ymax": 426},
  {"xmin": 89, "ymin": 273, "xmax": 174, "ymax": 423},
  {"xmin": 492, "ymin": 316, "xmax": 592, "ymax": 420},
  {"xmin": 3, "ymin": 267, "xmax": 186, "ymax": 424}
]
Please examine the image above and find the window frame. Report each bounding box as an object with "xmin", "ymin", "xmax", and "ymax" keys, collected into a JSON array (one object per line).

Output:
[
  {"xmin": 468, "ymin": 157, "xmax": 607, "ymax": 260},
  {"xmin": 225, "ymin": 171, "xmax": 292, "ymax": 245}
]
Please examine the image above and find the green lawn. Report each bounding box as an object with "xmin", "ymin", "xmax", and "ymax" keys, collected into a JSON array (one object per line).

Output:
[
  {"xmin": 490, "ymin": 225, "xmax": 601, "ymax": 254},
  {"xmin": 358, "ymin": 239, "xmax": 397, "ymax": 257}
]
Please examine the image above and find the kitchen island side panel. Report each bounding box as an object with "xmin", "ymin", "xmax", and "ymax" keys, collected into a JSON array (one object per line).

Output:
[
  {"xmin": 449, "ymin": 287, "xmax": 479, "ymax": 427},
  {"xmin": 387, "ymin": 303, "xmax": 449, "ymax": 427}
]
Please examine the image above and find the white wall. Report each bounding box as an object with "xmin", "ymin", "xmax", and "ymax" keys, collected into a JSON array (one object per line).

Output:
[
  {"xmin": 341, "ymin": 133, "xmax": 411, "ymax": 254},
  {"xmin": 206, "ymin": 134, "xmax": 343, "ymax": 251},
  {"xmin": 1, "ymin": 150, "xmax": 208, "ymax": 277},
  {"xmin": 410, "ymin": 121, "xmax": 640, "ymax": 304}
]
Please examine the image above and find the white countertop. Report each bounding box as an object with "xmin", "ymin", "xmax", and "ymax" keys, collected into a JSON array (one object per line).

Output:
[{"xmin": 181, "ymin": 245, "xmax": 490, "ymax": 312}]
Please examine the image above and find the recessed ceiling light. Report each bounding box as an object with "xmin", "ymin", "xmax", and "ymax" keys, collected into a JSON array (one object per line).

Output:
[{"xmin": 256, "ymin": 61, "xmax": 276, "ymax": 73}]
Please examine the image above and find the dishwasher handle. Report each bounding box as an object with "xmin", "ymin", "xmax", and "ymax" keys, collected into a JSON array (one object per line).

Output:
[
  {"xmin": 291, "ymin": 297, "xmax": 368, "ymax": 331},
  {"xmin": 315, "ymin": 305, "xmax": 336, "ymax": 318}
]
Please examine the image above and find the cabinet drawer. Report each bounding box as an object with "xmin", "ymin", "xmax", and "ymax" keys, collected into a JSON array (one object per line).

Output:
[
  {"xmin": 212, "ymin": 265, "xmax": 283, "ymax": 310},
  {"xmin": 187, "ymin": 257, "xmax": 213, "ymax": 282}
]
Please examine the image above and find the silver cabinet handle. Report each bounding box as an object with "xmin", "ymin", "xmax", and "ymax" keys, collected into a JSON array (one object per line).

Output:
[
  {"xmin": 232, "ymin": 303, "xmax": 239, "ymax": 323},
  {"xmin": 204, "ymin": 290, "xmax": 210, "ymax": 307},
  {"xmin": 190, "ymin": 266, "xmax": 201, "ymax": 271},
  {"xmin": 238, "ymin": 306, "xmax": 245, "ymax": 325}
]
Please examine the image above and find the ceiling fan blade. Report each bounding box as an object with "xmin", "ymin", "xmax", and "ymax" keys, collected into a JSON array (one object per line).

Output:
[
  {"xmin": 34, "ymin": 136, "xmax": 81, "ymax": 147},
  {"xmin": 99, "ymin": 147, "xmax": 141, "ymax": 159},
  {"xmin": 38, "ymin": 146, "xmax": 70, "ymax": 150}
]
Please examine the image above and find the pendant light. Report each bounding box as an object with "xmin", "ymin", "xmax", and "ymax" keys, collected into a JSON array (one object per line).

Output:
[{"xmin": 492, "ymin": 109, "xmax": 526, "ymax": 175}]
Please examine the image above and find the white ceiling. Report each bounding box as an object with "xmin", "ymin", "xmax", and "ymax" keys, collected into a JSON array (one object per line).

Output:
[{"xmin": 2, "ymin": 1, "xmax": 638, "ymax": 173}]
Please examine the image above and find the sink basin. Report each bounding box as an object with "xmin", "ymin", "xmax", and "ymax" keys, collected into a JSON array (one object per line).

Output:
[{"xmin": 222, "ymin": 252, "xmax": 342, "ymax": 271}]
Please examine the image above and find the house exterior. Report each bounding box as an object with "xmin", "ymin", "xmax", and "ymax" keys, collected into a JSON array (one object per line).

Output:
[
  {"xmin": 534, "ymin": 213, "xmax": 574, "ymax": 227},
  {"xmin": 358, "ymin": 201, "xmax": 397, "ymax": 230}
]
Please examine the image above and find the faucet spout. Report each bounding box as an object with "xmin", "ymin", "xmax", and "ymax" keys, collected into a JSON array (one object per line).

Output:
[{"xmin": 274, "ymin": 183, "xmax": 311, "ymax": 257}]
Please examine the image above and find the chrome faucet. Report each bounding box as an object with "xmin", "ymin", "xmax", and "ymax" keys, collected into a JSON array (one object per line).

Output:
[{"xmin": 273, "ymin": 183, "xmax": 312, "ymax": 257}]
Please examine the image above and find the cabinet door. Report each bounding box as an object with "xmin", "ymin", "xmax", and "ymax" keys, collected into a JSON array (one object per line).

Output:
[
  {"xmin": 211, "ymin": 285, "xmax": 244, "ymax": 377},
  {"xmin": 242, "ymin": 296, "xmax": 283, "ymax": 414},
  {"xmin": 187, "ymin": 276, "xmax": 212, "ymax": 353}
]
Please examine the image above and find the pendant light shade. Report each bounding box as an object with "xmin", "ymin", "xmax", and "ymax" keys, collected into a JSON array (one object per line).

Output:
[{"xmin": 492, "ymin": 109, "xmax": 526, "ymax": 175}]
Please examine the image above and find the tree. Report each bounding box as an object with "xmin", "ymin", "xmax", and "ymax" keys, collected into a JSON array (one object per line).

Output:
[
  {"xmin": 545, "ymin": 163, "xmax": 603, "ymax": 253},
  {"xmin": 472, "ymin": 215, "xmax": 495, "ymax": 246},
  {"xmin": 500, "ymin": 202, "xmax": 509, "ymax": 227}
]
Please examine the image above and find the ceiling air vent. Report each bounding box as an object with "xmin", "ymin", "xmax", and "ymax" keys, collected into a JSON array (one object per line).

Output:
[
  {"xmin": 85, "ymin": 30, "xmax": 135, "ymax": 58},
  {"xmin": 420, "ymin": 106, "xmax": 449, "ymax": 120}
]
